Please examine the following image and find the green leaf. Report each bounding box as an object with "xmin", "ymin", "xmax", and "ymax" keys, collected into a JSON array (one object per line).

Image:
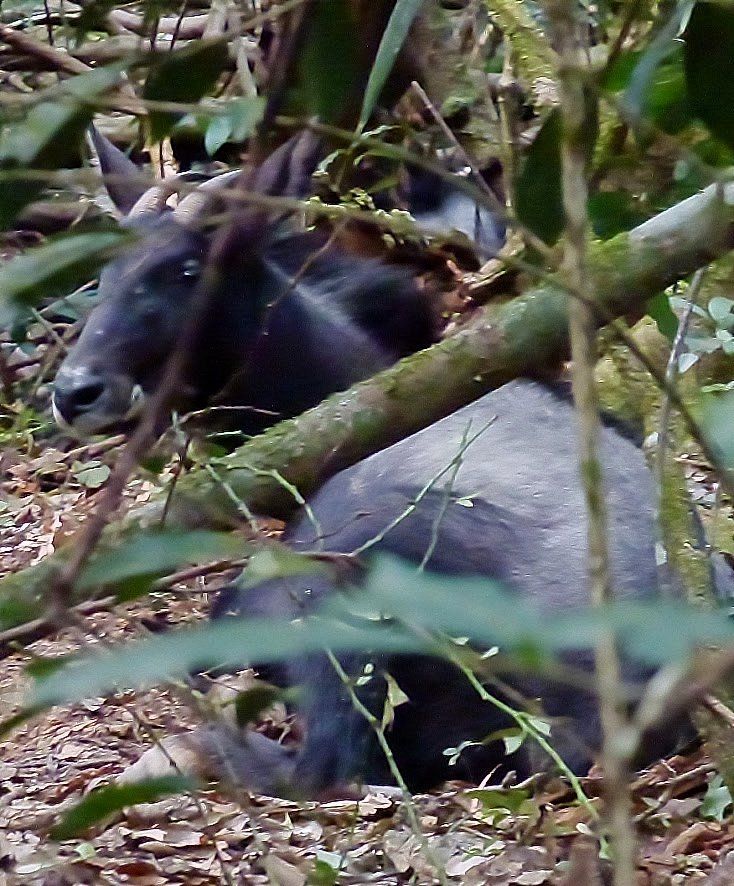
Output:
[
  {"xmin": 50, "ymin": 776, "xmax": 195, "ymax": 840},
  {"xmin": 526, "ymin": 715, "xmax": 552, "ymax": 737},
  {"xmin": 685, "ymin": 1, "xmax": 734, "ymax": 150},
  {"xmin": 646, "ymin": 292, "xmax": 679, "ymax": 341},
  {"xmin": 204, "ymin": 115, "xmax": 233, "ymax": 158},
  {"xmin": 30, "ymin": 609, "xmax": 421, "ymax": 712},
  {"xmin": 514, "ymin": 109, "xmax": 563, "ymax": 246},
  {"xmin": 709, "ymin": 296, "xmax": 734, "ymax": 324},
  {"xmin": 0, "ymin": 69, "xmax": 122, "ymax": 171},
  {"xmin": 336, "ymin": 558, "xmax": 734, "ymax": 667},
  {"xmin": 503, "ymin": 731, "xmax": 526, "ymax": 755},
  {"xmin": 234, "ymin": 684, "xmax": 282, "ymax": 727},
  {"xmin": 296, "ymin": 0, "xmax": 361, "ymax": 125},
  {"xmin": 309, "ymin": 853, "xmax": 340, "ymax": 886},
  {"xmin": 382, "ymin": 671, "xmax": 410, "ymax": 729},
  {"xmin": 0, "ymin": 66, "xmax": 125, "ymax": 227},
  {"xmin": 678, "ymin": 352, "xmax": 698, "ymax": 373},
  {"xmin": 624, "ymin": 3, "xmax": 691, "ymax": 127},
  {"xmin": 23, "ymin": 555, "xmax": 734, "ymax": 719},
  {"xmin": 76, "ymin": 529, "xmax": 248, "ymax": 593},
  {"xmin": 480, "ymin": 725, "xmax": 523, "ymax": 754},
  {"xmin": 0, "ymin": 232, "xmax": 131, "ymax": 329},
  {"xmin": 74, "ymin": 0, "xmax": 120, "ymax": 42},
  {"xmin": 669, "ymin": 295, "xmax": 709, "ymax": 319},
  {"xmin": 701, "ymin": 773, "xmax": 732, "ymax": 822},
  {"xmin": 26, "ymin": 654, "xmax": 73, "ymax": 679},
  {"xmin": 357, "ymin": 0, "xmax": 424, "ymax": 132},
  {"xmin": 700, "ymin": 389, "xmax": 734, "ymax": 469},
  {"xmin": 144, "ymin": 40, "xmax": 229, "ymax": 143},
  {"xmin": 71, "ymin": 460, "xmax": 111, "ymax": 489},
  {"xmin": 603, "ymin": 50, "xmax": 642, "ymax": 93},
  {"xmin": 464, "ymin": 785, "xmax": 530, "ymax": 813},
  {"xmin": 204, "ymin": 97, "xmax": 265, "ymax": 156},
  {"xmin": 589, "ymin": 191, "xmax": 646, "ymax": 240},
  {"xmin": 237, "ymin": 547, "xmax": 329, "ymax": 590}
]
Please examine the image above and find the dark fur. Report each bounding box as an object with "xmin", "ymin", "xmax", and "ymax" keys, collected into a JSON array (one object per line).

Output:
[
  {"xmin": 215, "ymin": 380, "xmax": 692, "ymax": 794},
  {"xmin": 53, "ymin": 133, "xmax": 437, "ymax": 436}
]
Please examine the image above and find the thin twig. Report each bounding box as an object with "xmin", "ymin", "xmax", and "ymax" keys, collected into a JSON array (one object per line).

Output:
[
  {"xmin": 45, "ymin": 226, "xmax": 242, "ymax": 622},
  {"xmin": 326, "ymin": 650, "xmax": 450, "ymax": 886},
  {"xmin": 256, "ymin": 0, "xmax": 314, "ymax": 147},
  {"xmin": 0, "ymin": 22, "xmax": 143, "ymax": 114},
  {"xmin": 168, "ymin": 1, "xmax": 189, "ymax": 52},
  {"xmin": 657, "ymin": 271, "xmax": 703, "ymax": 491},
  {"xmin": 702, "ymin": 693, "xmax": 734, "ymax": 728},
  {"xmin": 409, "ymin": 80, "xmax": 511, "ymax": 231},
  {"xmin": 548, "ymin": 0, "xmax": 636, "ymax": 882},
  {"xmin": 419, "ymin": 421, "xmax": 472, "ymax": 571},
  {"xmin": 446, "ymin": 648, "xmax": 600, "ymax": 825},
  {"xmin": 603, "ymin": 0, "xmax": 645, "ymax": 79},
  {"xmin": 0, "ymin": 23, "xmax": 90, "ymax": 75},
  {"xmin": 656, "ymin": 271, "xmax": 704, "ymax": 592},
  {"xmin": 160, "ymin": 436, "xmax": 191, "ymax": 527},
  {"xmin": 634, "ymin": 760, "xmax": 717, "ymax": 825},
  {"xmin": 350, "ymin": 418, "xmax": 495, "ymax": 556},
  {"xmin": 42, "ymin": 0, "xmax": 54, "ymax": 46},
  {"xmin": 61, "ymin": 434, "xmax": 127, "ymax": 463}
]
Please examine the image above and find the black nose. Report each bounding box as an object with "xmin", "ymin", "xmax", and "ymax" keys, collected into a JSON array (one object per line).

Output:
[{"xmin": 53, "ymin": 376, "xmax": 106, "ymax": 424}]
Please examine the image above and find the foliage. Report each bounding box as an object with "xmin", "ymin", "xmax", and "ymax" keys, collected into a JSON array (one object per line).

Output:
[
  {"xmin": 3, "ymin": 1, "xmax": 734, "ymax": 876},
  {"xmin": 76, "ymin": 528, "xmax": 249, "ymax": 595},
  {"xmin": 51, "ymin": 776, "xmax": 196, "ymax": 839},
  {"xmin": 0, "ymin": 231, "xmax": 131, "ymax": 327},
  {"xmin": 701, "ymin": 773, "xmax": 733, "ymax": 822},
  {"xmin": 357, "ymin": 0, "xmax": 424, "ymax": 132},
  {"xmin": 9, "ymin": 555, "xmax": 734, "ymax": 725},
  {"xmin": 143, "ymin": 40, "xmax": 229, "ymax": 142}
]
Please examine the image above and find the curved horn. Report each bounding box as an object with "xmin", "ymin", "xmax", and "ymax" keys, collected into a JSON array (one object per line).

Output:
[
  {"xmin": 126, "ymin": 178, "xmax": 182, "ymax": 221},
  {"xmin": 172, "ymin": 169, "xmax": 244, "ymax": 227}
]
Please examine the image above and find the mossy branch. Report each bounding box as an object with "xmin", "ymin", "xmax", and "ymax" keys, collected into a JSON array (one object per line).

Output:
[{"xmin": 2, "ymin": 181, "xmax": 734, "ymax": 629}]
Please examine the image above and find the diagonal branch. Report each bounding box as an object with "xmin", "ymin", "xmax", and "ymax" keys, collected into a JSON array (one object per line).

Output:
[{"xmin": 1, "ymin": 180, "xmax": 734, "ymax": 628}]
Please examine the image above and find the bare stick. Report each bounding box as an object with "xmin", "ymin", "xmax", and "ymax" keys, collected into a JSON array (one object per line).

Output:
[
  {"xmin": 0, "ymin": 24, "xmax": 90, "ymax": 75},
  {"xmin": 657, "ymin": 270, "xmax": 703, "ymax": 492},
  {"xmin": 0, "ymin": 24, "xmax": 143, "ymax": 115},
  {"xmin": 45, "ymin": 221, "xmax": 248, "ymax": 621},
  {"xmin": 548, "ymin": 0, "xmax": 636, "ymax": 882}
]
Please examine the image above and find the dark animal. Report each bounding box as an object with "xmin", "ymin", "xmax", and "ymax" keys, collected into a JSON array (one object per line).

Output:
[
  {"xmin": 211, "ymin": 380, "xmax": 696, "ymax": 796},
  {"xmin": 52, "ymin": 130, "xmax": 437, "ymax": 437},
  {"xmin": 400, "ymin": 162, "xmax": 506, "ymax": 259}
]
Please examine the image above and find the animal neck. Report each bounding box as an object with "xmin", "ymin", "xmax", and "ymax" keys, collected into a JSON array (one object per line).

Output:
[{"xmin": 192, "ymin": 258, "xmax": 392, "ymax": 435}]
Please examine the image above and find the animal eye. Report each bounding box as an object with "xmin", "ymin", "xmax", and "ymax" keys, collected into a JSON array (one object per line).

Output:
[{"xmin": 177, "ymin": 258, "xmax": 201, "ymax": 282}]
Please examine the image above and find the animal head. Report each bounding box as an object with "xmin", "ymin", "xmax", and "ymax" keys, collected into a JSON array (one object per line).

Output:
[{"xmin": 52, "ymin": 130, "xmax": 323, "ymax": 436}]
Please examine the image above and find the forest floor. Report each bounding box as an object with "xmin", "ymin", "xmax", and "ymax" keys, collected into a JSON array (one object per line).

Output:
[{"xmin": 2, "ymin": 438, "xmax": 734, "ymax": 884}]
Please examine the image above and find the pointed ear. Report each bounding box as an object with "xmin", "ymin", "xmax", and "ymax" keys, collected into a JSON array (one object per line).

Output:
[
  {"xmin": 88, "ymin": 125, "xmax": 151, "ymax": 215},
  {"xmin": 252, "ymin": 130, "xmax": 322, "ymax": 198}
]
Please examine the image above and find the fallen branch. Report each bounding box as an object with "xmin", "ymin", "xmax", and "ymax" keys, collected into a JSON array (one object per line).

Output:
[
  {"xmin": 1, "ymin": 180, "xmax": 734, "ymax": 627},
  {"xmin": 0, "ymin": 23, "xmax": 90, "ymax": 76},
  {"xmin": 0, "ymin": 24, "xmax": 144, "ymax": 115}
]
